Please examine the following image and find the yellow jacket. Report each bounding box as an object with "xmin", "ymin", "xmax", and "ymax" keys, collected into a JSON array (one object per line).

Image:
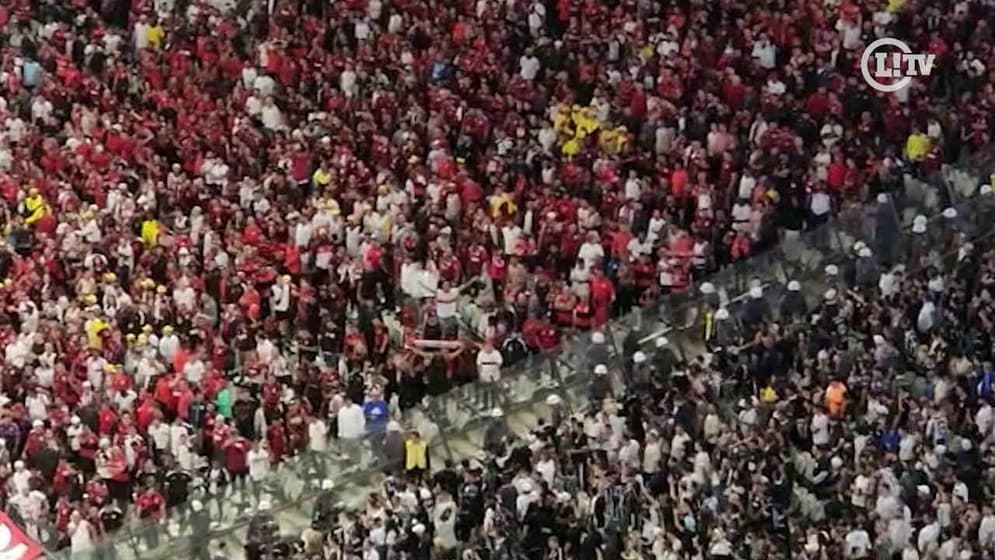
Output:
[
  {"xmin": 905, "ymin": 133, "xmax": 931, "ymax": 162},
  {"xmin": 405, "ymin": 438, "xmax": 428, "ymax": 470},
  {"xmin": 24, "ymin": 195, "xmax": 47, "ymax": 225},
  {"xmin": 140, "ymin": 219, "xmax": 160, "ymax": 247}
]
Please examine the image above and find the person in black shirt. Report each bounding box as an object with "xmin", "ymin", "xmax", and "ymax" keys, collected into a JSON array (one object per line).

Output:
[
  {"xmin": 99, "ymin": 503, "xmax": 124, "ymax": 534},
  {"xmin": 164, "ymin": 467, "xmax": 193, "ymax": 509},
  {"xmin": 457, "ymin": 464, "xmax": 485, "ymax": 542}
]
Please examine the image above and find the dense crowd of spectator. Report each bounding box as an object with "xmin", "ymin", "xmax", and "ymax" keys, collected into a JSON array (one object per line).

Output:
[
  {"xmin": 242, "ymin": 206, "xmax": 995, "ymax": 560},
  {"xmin": 0, "ymin": 0, "xmax": 994, "ymax": 556}
]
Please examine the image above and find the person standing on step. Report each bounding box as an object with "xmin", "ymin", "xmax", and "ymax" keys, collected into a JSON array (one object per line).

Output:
[{"xmin": 476, "ymin": 340, "xmax": 504, "ymax": 410}]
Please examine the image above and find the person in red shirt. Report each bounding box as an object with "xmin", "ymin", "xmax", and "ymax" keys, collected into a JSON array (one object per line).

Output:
[
  {"xmin": 98, "ymin": 440, "xmax": 130, "ymax": 504},
  {"xmin": 97, "ymin": 403, "xmax": 119, "ymax": 436},
  {"xmin": 224, "ymin": 436, "xmax": 250, "ymax": 491},
  {"xmin": 135, "ymin": 485, "xmax": 165, "ymax": 522},
  {"xmin": 154, "ymin": 374, "xmax": 177, "ymax": 418},
  {"xmin": 590, "ymin": 268, "xmax": 616, "ymax": 327},
  {"xmin": 266, "ymin": 422, "xmax": 286, "ymax": 465},
  {"xmin": 135, "ymin": 395, "xmax": 158, "ymax": 434}
]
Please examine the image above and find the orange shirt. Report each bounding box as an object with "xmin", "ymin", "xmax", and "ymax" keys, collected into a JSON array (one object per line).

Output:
[{"xmin": 826, "ymin": 382, "xmax": 847, "ymax": 415}]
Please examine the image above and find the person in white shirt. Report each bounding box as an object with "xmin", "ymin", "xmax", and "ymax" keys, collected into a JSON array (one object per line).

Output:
[
  {"xmin": 260, "ymin": 97, "xmax": 284, "ymax": 131},
  {"xmin": 751, "ymin": 35, "xmax": 776, "ymax": 69},
  {"xmin": 519, "ymin": 51, "xmax": 540, "ymax": 80},
  {"xmin": 248, "ymin": 441, "xmax": 270, "ymax": 483},
  {"xmin": 69, "ymin": 511, "xmax": 95, "ymax": 555},
  {"xmin": 270, "ymin": 275, "xmax": 292, "ymax": 317},
  {"xmin": 979, "ymin": 506, "xmax": 995, "ymax": 550},
  {"xmin": 476, "ymin": 341, "xmax": 503, "ymax": 408},
  {"xmin": 308, "ymin": 417, "xmax": 329, "ymax": 454},
  {"xmin": 811, "ymin": 410, "xmax": 831, "ymax": 447},
  {"xmin": 338, "ymin": 402, "xmax": 367, "ymax": 464},
  {"xmin": 578, "ymin": 232, "xmax": 605, "ymax": 270},
  {"xmin": 502, "ymin": 223, "xmax": 523, "ymax": 255},
  {"xmin": 435, "ymin": 281, "xmax": 460, "ymax": 335},
  {"xmin": 148, "ymin": 418, "xmax": 170, "ymax": 458},
  {"xmin": 133, "ymin": 16, "xmax": 151, "ymax": 50},
  {"xmin": 158, "ymin": 326, "xmax": 180, "ymax": 362},
  {"xmin": 845, "ymin": 527, "xmax": 872, "ymax": 558}
]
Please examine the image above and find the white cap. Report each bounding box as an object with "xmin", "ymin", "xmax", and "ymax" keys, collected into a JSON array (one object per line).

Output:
[
  {"xmin": 749, "ymin": 286, "xmax": 763, "ymax": 299},
  {"xmin": 981, "ymin": 184, "xmax": 993, "ymax": 195},
  {"xmin": 321, "ymin": 480, "xmax": 334, "ymax": 490},
  {"xmin": 830, "ymin": 456, "xmax": 843, "ymax": 469},
  {"xmin": 787, "ymin": 280, "xmax": 800, "ymax": 292},
  {"xmin": 655, "ymin": 336, "xmax": 669, "ymax": 348},
  {"xmin": 594, "ymin": 364, "xmax": 608, "ymax": 375},
  {"xmin": 546, "ymin": 395, "xmax": 562, "ymax": 406},
  {"xmin": 824, "ymin": 289, "xmax": 838, "ymax": 301},
  {"xmin": 853, "ymin": 241, "xmax": 867, "ymax": 252},
  {"xmin": 216, "ymin": 414, "xmax": 226, "ymax": 423},
  {"xmin": 491, "ymin": 408, "xmax": 504, "ymax": 418},
  {"xmin": 191, "ymin": 500, "xmax": 204, "ymax": 512},
  {"xmin": 824, "ymin": 264, "xmax": 839, "ymax": 276},
  {"xmin": 419, "ymin": 488, "xmax": 433, "ymax": 500},
  {"xmin": 633, "ymin": 351, "xmax": 647, "ymax": 364},
  {"xmin": 99, "ymin": 438, "xmax": 111, "ymax": 448},
  {"xmin": 942, "ymin": 207, "xmax": 957, "ymax": 219},
  {"xmin": 14, "ymin": 460, "xmax": 24, "ymax": 469},
  {"xmin": 387, "ymin": 421, "xmax": 402, "ymax": 432},
  {"xmin": 71, "ymin": 416, "xmax": 80, "ymax": 425},
  {"xmin": 913, "ymin": 214, "xmax": 928, "ymax": 226},
  {"xmin": 699, "ymin": 282, "xmax": 716, "ymax": 295},
  {"xmin": 412, "ymin": 524, "xmax": 427, "ymax": 535},
  {"xmin": 258, "ymin": 500, "xmax": 272, "ymax": 511},
  {"xmin": 876, "ymin": 193, "xmax": 889, "ymax": 203},
  {"xmin": 591, "ymin": 331, "xmax": 606, "ymax": 344},
  {"xmin": 913, "ymin": 222, "xmax": 927, "ymax": 234},
  {"xmin": 715, "ymin": 308, "xmax": 730, "ymax": 320},
  {"xmin": 961, "ymin": 439, "xmax": 973, "ymax": 451},
  {"xmin": 873, "ymin": 335, "xmax": 885, "ymax": 346},
  {"xmin": 32, "ymin": 420, "xmax": 43, "ymax": 429},
  {"xmin": 858, "ymin": 247, "xmax": 872, "ymax": 258}
]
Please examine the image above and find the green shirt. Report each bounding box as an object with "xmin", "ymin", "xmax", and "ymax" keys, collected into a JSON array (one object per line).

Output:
[{"xmin": 216, "ymin": 388, "xmax": 232, "ymax": 418}]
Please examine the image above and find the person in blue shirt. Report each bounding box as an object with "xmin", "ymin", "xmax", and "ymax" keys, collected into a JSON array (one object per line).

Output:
[
  {"xmin": 363, "ymin": 387, "xmax": 390, "ymax": 462},
  {"xmin": 22, "ymin": 59, "xmax": 43, "ymax": 89}
]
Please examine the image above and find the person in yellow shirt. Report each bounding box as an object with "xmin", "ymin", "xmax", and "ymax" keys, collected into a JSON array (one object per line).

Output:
[
  {"xmin": 312, "ymin": 165, "xmax": 333, "ymax": 189},
  {"xmin": 551, "ymin": 103, "xmax": 572, "ymax": 136},
  {"xmin": 146, "ymin": 22, "xmax": 165, "ymax": 50},
  {"xmin": 22, "ymin": 188, "xmax": 48, "ymax": 226},
  {"xmin": 85, "ymin": 314, "xmax": 109, "ymax": 350},
  {"xmin": 140, "ymin": 218, "xmax": 160, "ymax": 247},
  {"xmin": 572, "ymin": 106, "xmax": 599, "ymax": 139},
  {"xmin": 598, "ymin": 126, "xmax": 629, "ymax": 155},
  {"xmin": 404, "ymin": 431, "xmax": 429, "ymax": 475},
  {"xmin": 638, "ymin": 44, "xmax": 655, "ymax": 62},
  {"xmin": 905, "ymin": 128, "xmax": 931, "ymax": 162},
  {"xmin": 489, "ymin": 188, "xmax": 517, "ymax": 217},
  {"xmin": 561, "ymin": 137, "xmax": 581, "ymax": 159}
]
